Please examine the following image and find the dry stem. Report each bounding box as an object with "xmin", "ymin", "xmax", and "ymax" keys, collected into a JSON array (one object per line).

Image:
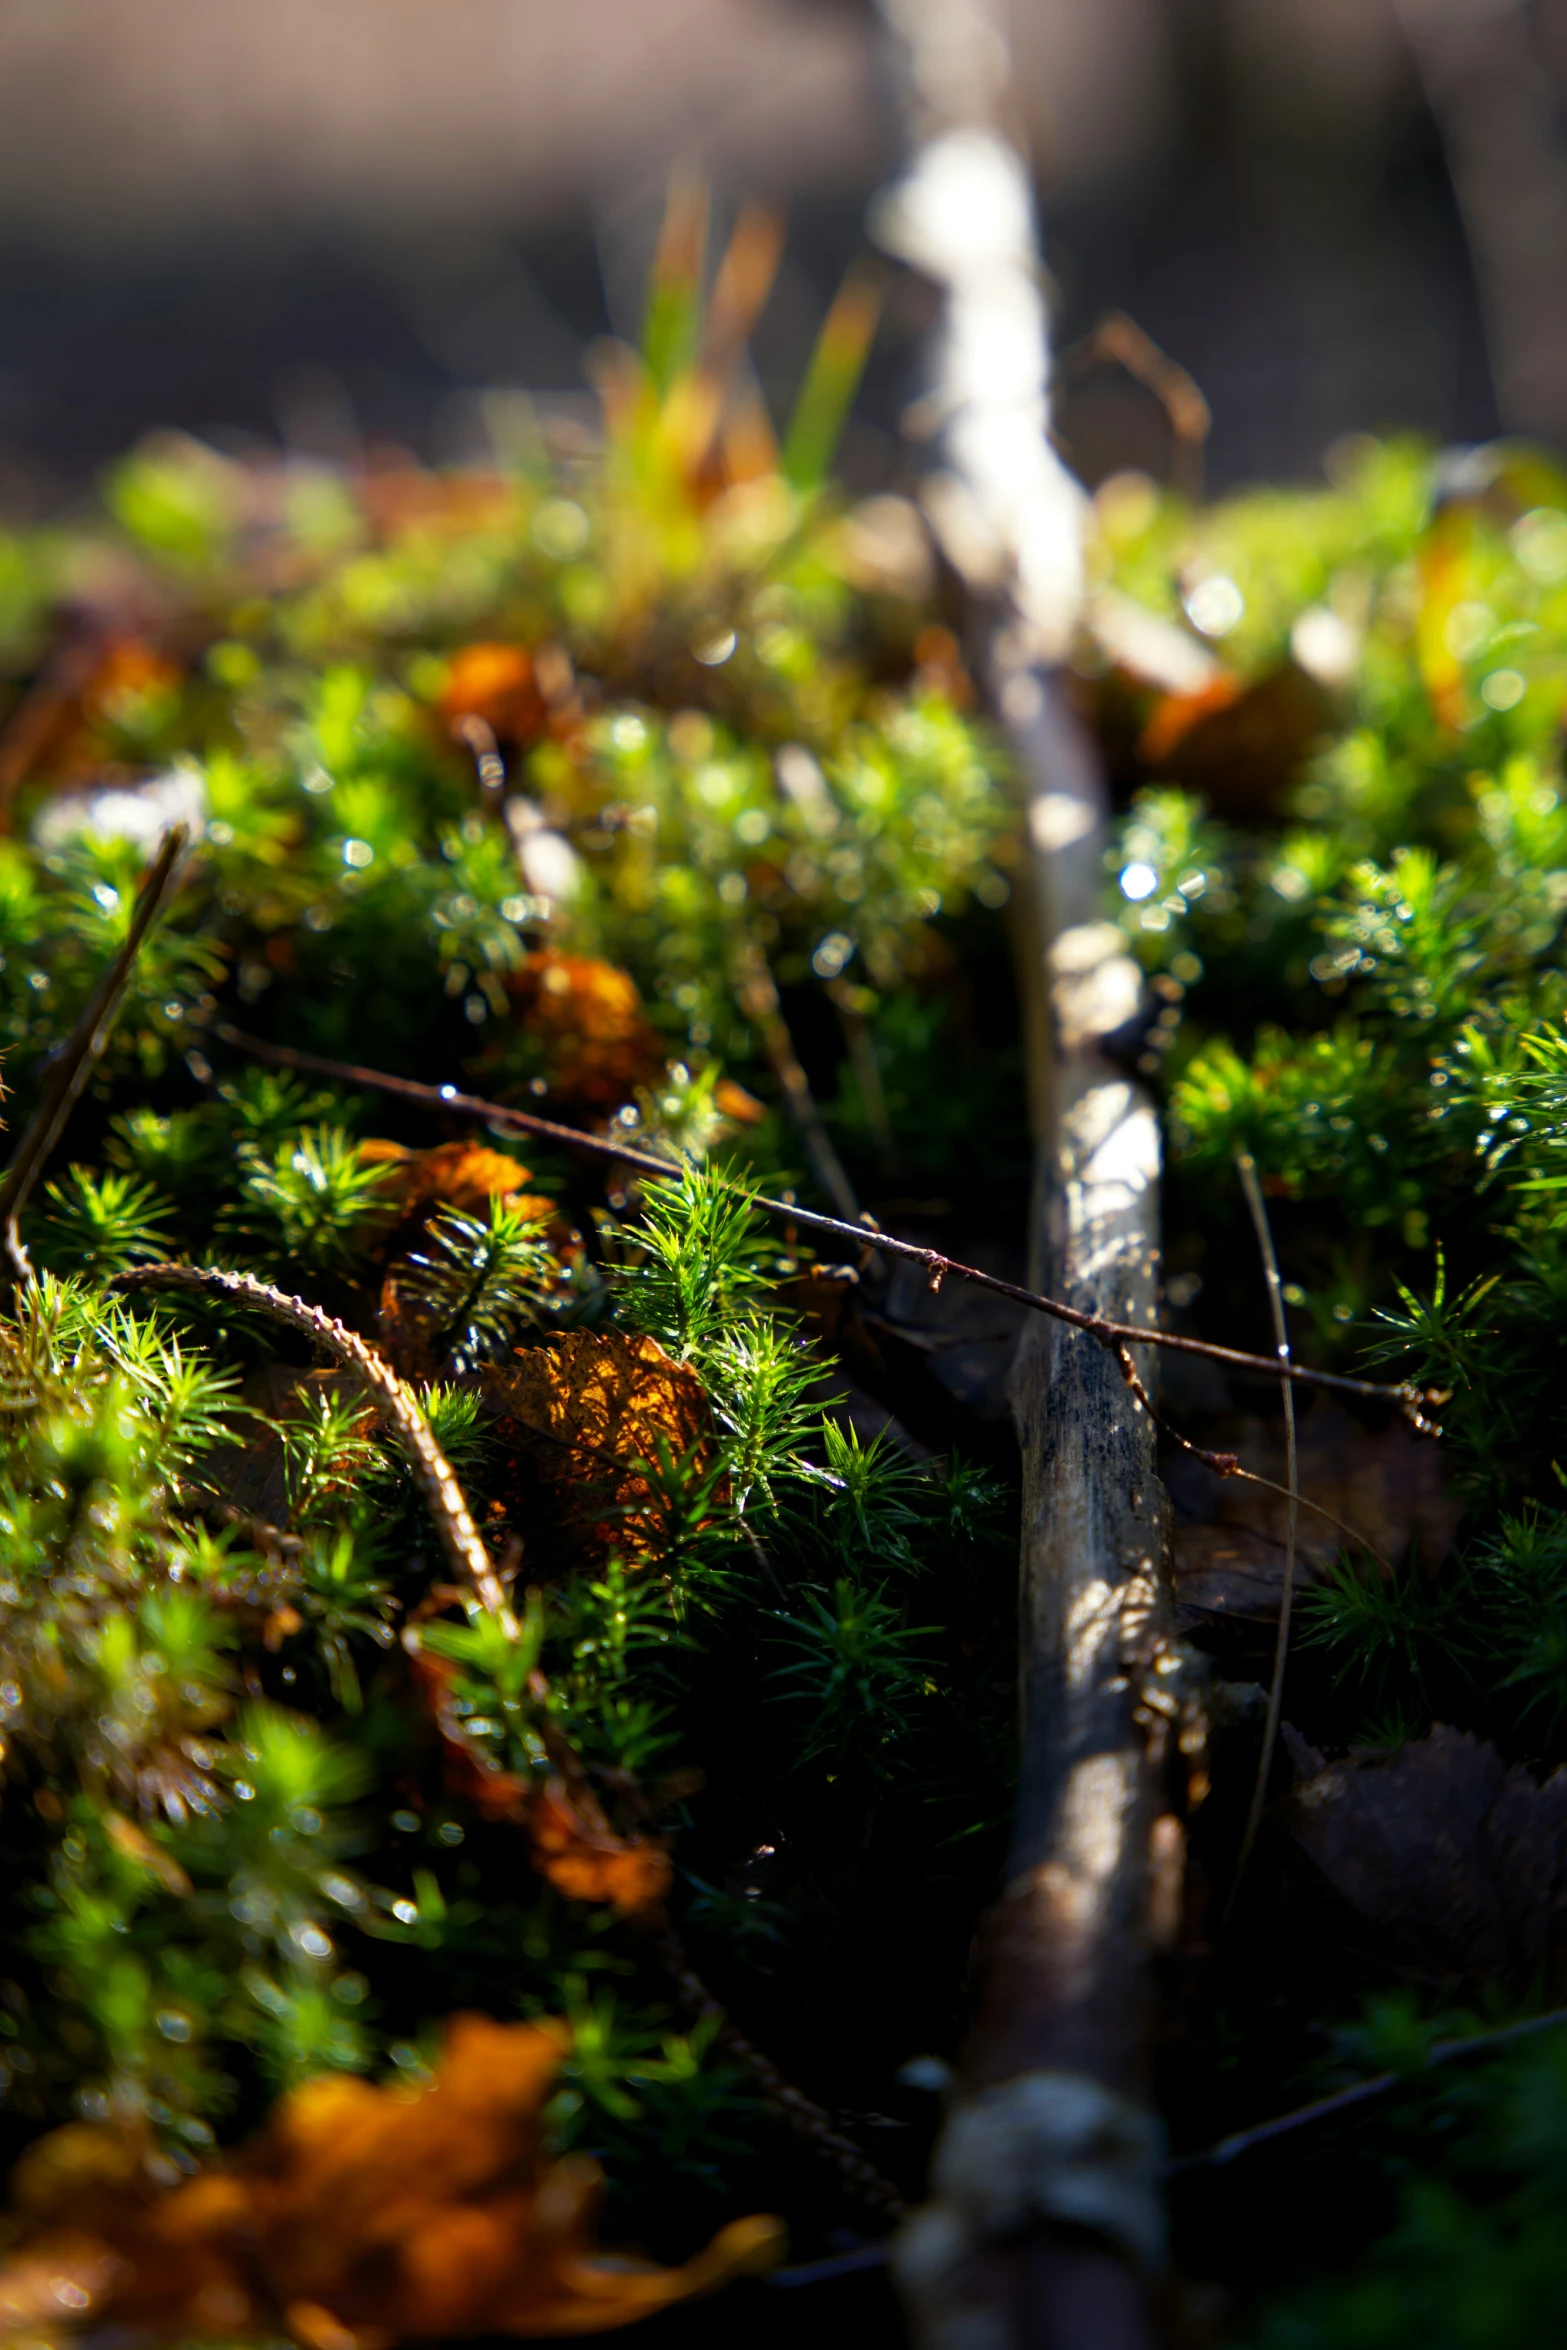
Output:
[
  {"xmin": 0, "ymin": 825, "xmax": 189, "ymax": 1287},
  {"xmin": 1167, "ymin": 2004, "xmax": 1567, "ymax": 2176},
  {"xmin": 109, "ymin": 1264, "xmax": 511, "ymax": 1621},
  {"xmin": 210, "ymin": 1023, "xmax": 1437, "ymax": 1426},
  {"xmin": 1224, "ymin": 1152, "xmax": 1301, "ymax": 1922}
]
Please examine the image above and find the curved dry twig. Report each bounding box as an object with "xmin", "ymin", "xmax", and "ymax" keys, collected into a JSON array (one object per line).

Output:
[
  {"xmin": 0, "ymin": 825, "xmax": 189, "ymax": 1287},
  {"xmin": 109, "ymin": 1263, "xmax": 510, "ymax": 1621},
  {"xmin": 655, "ymin": 1926, "xmax": 906, "ymax": 2226},
  {"xmin": 211, "ymin": 1024, "xmax": 1441, "ymax": 1428}
]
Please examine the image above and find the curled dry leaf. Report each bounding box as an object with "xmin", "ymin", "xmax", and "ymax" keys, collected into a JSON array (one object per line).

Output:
[
  {"xmin": 1139, "ymin": 664, "xmax": 1336, "ymax": 818},
  {"xmin": 528, "ymin": 1777, "xmax": 675, "ymax": 1914},
  {"xmin": 359, "ymin": 1138, "xmax": 555, "ymax": 1227},
  {"xmin": 409, "ymin": 1645, "xmax": 673, "ymax": 1916},
  {"xmin": 712, "ymin": 1077, "xmax": 766, "ymax": 1126},
  {"xmin": 484, "ymin": 1331, "xmax": 715, "ymax": 1554},
  {"xmin": 0, "ymin": 2014, "xmax": 782, "ymax": 2345},
  {"xmin": 1289, "ymin": 1723, "xmax": 1567, "ymax": 1998},
  {"xmin": 439, "ymin": 641, "xmax": 544, "ymax": 744},
  {"xmin": 499, "ymin": 954, "xmax": 666, "ymax": 1109}
]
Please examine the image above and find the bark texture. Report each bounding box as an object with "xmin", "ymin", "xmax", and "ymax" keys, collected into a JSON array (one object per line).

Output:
[{"xmin": 871, "ymin": 9, "xmax": 1180, "ymax": 2337}]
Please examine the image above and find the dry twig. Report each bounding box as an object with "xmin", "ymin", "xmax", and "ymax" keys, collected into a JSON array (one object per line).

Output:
[
  {"xmin": 109, "ymin": 1263, "xmax": 511, "ymax": 1621},
  {"xmin": 0, "ymin": 825, "xmax": 189, "ymax": 1289},
  {"xmin": 656, "ymin": 1928, "xmax": 906, "ymax": 2226},
  {"xmin": 1167, "ymin": 2004, "xmax": 1567, "ymax": 2176},
  {"xmin": 210, "ymin": 1024, "xmax": 1439, "ymax": 1427},
  {"xmin": 1225, "ymin": 1152, "xmax": 1302, "ymax": 1922}
]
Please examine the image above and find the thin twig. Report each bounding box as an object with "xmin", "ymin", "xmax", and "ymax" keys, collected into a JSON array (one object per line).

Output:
[
  {"xmin": 109, "ymin": 1264, "xmax": 511, "ymax": 1622},
  {"xmin": 1226, "ymin": 1152, "xmax": 1300, "ymax": 1923},
  {"xmin": 769, "ymin": 2243, "xmax": 892, "ymax": 2289},
  {"xmin": 1114, "ymin": 1345, "xmax": 1392, "ymax": 1575},
  {"xmin": 654, "ymin": 1925, "xmax": 905, "ymax": 2225},
  {"xmin": 728, "ymin": 928, "xmax": 861, "ymax": 1223},
  {"xmin": 1166, "ymin": 2004, "xmax": 1567, "ymax": 2176},
  {"xmin": 1058, "ymin": 311, "xmax": 1210, "ymax": 501},
  {"xmin": 210, "ymin": 1024, "xmax": 1441, "ymax": 1425},
  {"xmin": 0, "ymin": 826, "xmax": 189, "ymax": 1289}
]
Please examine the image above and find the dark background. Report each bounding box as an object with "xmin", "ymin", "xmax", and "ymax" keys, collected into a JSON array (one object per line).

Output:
[{"xmin": 0, "ymin": 0, "xmax": 1561, "ymax": 506}]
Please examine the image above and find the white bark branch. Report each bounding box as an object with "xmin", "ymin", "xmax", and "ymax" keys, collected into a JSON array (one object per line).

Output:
[{"xmin": 873, "ymin": 8, "xmax": 1179, "ymax": 2342}]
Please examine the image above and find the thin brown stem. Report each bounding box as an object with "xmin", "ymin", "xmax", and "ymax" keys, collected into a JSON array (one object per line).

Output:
[
  {"xmin": 1226, "ymin": 1152, "xmax": 1300, "ymax": 1923},
  {"xmin": 654, "ymin": 1926, "xmax": 905, "ymax": 2225},
  {"xmin": 1166, "ymin": 2004, "xmax": 1567, "ymax": 2175},
  {"xmin": 728, "ymin": 927, "xmax": 860, "ymax": 1222},
  {"xmin": 0, "ymin": 826, "xmax": 189, "ymax": 1289},
  {"xmin": 1113, "ymin": 1346, "xmax": 1392, "ymax": 1576},
  {"xmin": 109, "ymin": 1264, "xmax": 511, "ymax": 1622},
  {"xmin": 211, "ymin": 1024, "xmax": 1439, "ymax": 1425}
]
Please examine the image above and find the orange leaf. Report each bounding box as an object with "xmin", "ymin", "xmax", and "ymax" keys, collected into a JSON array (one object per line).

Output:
[
  {"xmin": 439, "ymin": 643, "xmax": 542, "ymax": 743},
  {"xmin": 528, "ymin": 1778, "xmax": 672, "ymax": 1915},
  {"xmin": 1137, "ymin": 671, "xmax": 1244, "ymax": 767},
  {"xmin": 359, "ymin": 1138, "xmax": 549, "ymax": 1222},
  {"xmin": 713, "ymin": 1078, "xmax": 766, "ymax": 1126},
  {"xmin": 0, "ymin": 2018, "xmax": 782, "ymax": 2344},
  {"xmin": 407, "ymin": 1648, "xmax": 667, "ymax": 1911},
  {"xmin": 485, "ymin": 1331, "xmax": 715, "ymax": 1554},
  {"xmin": 500, "ymin": 954, "xmax": 665, "ymax": 1110}
]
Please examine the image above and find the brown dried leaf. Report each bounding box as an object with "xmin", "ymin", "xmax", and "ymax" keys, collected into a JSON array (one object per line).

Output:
[
  {"xmin": 1289, "ymin": 1724, "xmax": 1567, "ymax": 1998},
  {"xmin": 1139, "ymin": 663, "xmax": 1336, "ymax": 818},
  {"xmin": 359, "ymin": 1139, "xmax": 553, "ymax": 1224},
  {"xmin": 438, "ymin": 642, "xmax": 543, "ymax": 743},
  {"xmin": 0, "ymin": 2017, "xmax": 782, "ymax": 2345},
  {"xmin": 485, "ymin": 1331, "xmax": 714, "ymax": 1555},
  {"xmin": 499, "ymin": 954, "xmax": 666, "ymax": 1110},
  {"xmin": 408, "ymin": 1649, "xmax": 671, "ymax": 1914},
  {"xmin": 528, "ymin": 1778, "xmax": 672, "ymax": 1914},
  {"xmin": 712, "ymin": 1077, "xmax": 766, "ymax": 1126}
]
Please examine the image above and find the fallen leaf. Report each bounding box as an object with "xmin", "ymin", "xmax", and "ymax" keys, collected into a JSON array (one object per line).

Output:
[
  {"xmin": 359, "ymin": 1138, "xmax": 554, "ymax": 1224},
  {"xmin": 1139, "ymin": 663, "xmax": 1336, "ymax": 817},
  {"xmin": 439, "ymin": 642, "xmax": 543, "ymax": 743},
  {"xmin": 407, "ymin": 1646, "xmax": 672, "ymax": 1915},
  {"xmin": 0, "ymin": 2015, "xmax": 781, "ymax": 2343},
  {"xmin": 1137, "ymin": 671, "xmax": 1245, "ymax": 767},
  {"xmin": 528, "ymin": 1778, "xmax": 674, "ymax": 1914},
  {"xmin": 103, "ymin": 1810, "xmax": 193, "ymax": 1896},
  {"xmin": 499, "ymin": 954, "xmax": 666, "ymax": 1110},
  {"xmin": 1289, "ymin": 1724, "xmax": 1567, "ymax": 1997},
  {"xmin": 484, "ymin": 1331, "xmax": 714, "ymax": 1553},
  {"xmin": 712, "ymin": 1077, "xmax": 767, "ymax": 1126},
  {"xmin": 83, "ymin": 639, "xmax": 184, "ymax": 732}
]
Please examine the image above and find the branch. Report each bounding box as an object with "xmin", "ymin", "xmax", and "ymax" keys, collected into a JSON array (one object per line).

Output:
[
  {"xmin": 1167, "ymin": 2004, "xmax": 1567, "ymax": 2176},
  {"xmin": 0, "ymin": 824, "xmax": 189, "ymax": 1288},
  {"xmin": 209, "ymin": 1024, "xmax": 1439, "ymax": 1426},
  {"xmin": 656, "ymin": 1927, "xmax": 906, "ymax": 2226},
  {"xmin": 1112, "ymin": 1345, "xmax": 1393, "ymax": 1576},
  {"xmin": 109, "ymin": 1264, "xmax": 511, "ymax": 1622},
  {"xmin": 1225, "ymin": 1152, "xmax": 1301, "ymax": 1922}
]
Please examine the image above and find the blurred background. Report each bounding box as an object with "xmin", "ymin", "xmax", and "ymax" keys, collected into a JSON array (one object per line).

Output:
[{"xmin": 0, "ymin": 0, "xmax": 1562, "ymax": 507}]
